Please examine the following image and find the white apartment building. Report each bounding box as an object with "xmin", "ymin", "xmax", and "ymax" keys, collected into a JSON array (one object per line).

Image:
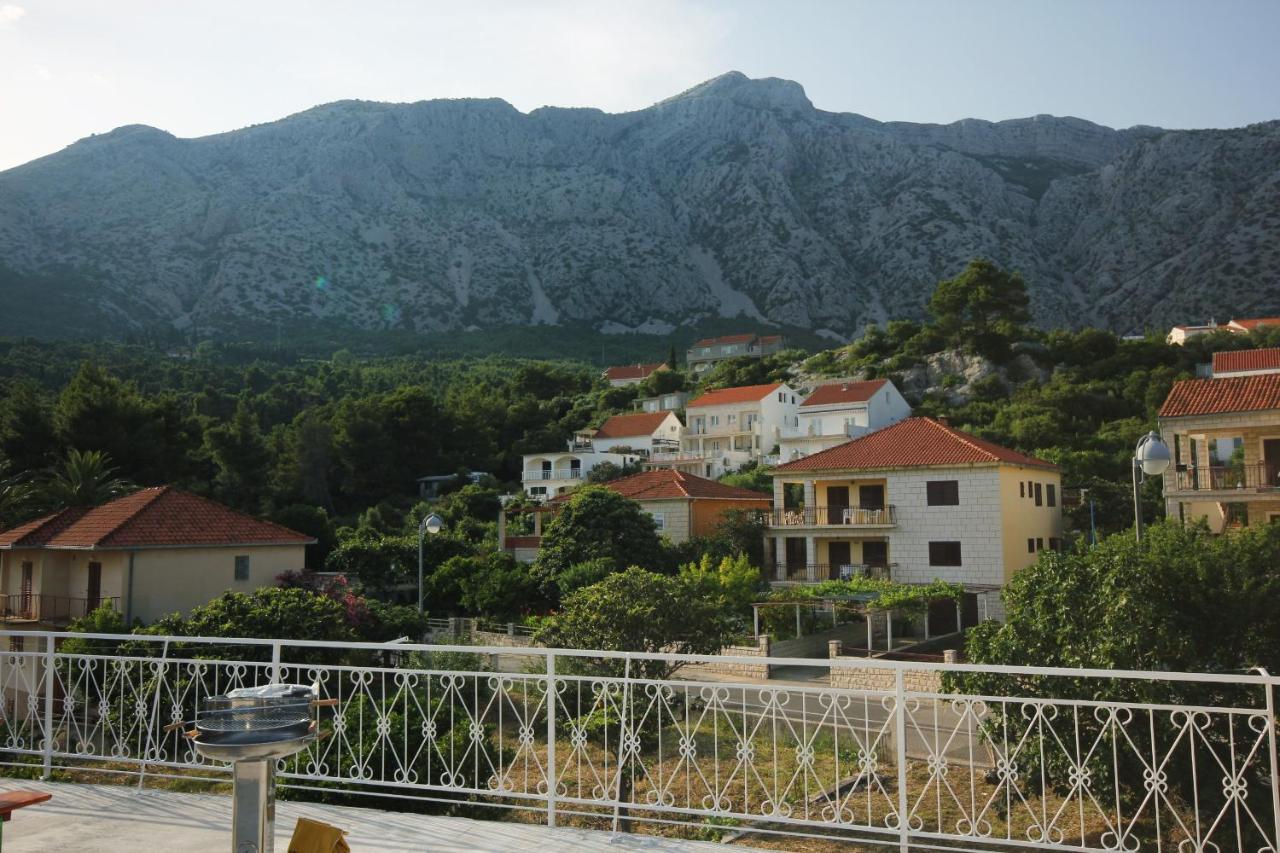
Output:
[
  {"xmin": 583, "ymin": 411, "xmax": 683, "ymax": 454},
  {"xmin": 779, "ymin": 379, "xmax": 911, "ymax": 461},
  {"xmin": 767, "ymin": 417, "xmax": 1062, "ymax": 620},
  {"xmin": 521, "ymin": 448, "xmax": 642, "ymax": 500},
  {"xmin": 670, "ymin": 383, "xmax": 799, "ymax": 478}
]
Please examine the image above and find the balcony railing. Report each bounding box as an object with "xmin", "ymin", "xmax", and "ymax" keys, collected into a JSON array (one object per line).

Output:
[
  {"xmin": 646, "ymin": 451, "xmax": 707, "ymax": 464},
  {"xmin": 0, "ymin": 594, "xmax": 119, "ymax": 624},
  {"xmin": 764, "ymin": 505, "xmax": 897, "ymax": 527},
  {"xmin": 773, "ymin": 562, "xmax": 895, "ymax": 583},
  {"xmin": 523, "ymin": 469, "xmax": 583, "ymax": 481},
  {"xmin": 0, "ymin": 628, "xmax": 1276, "ymax": 852},
  {"xmin": 1172, "ymin": 463, "xmax": 1280, "ymax": 492},
  {"xmin": 685, "ymin": 421, "xmax": 760, "ymax": 437}
]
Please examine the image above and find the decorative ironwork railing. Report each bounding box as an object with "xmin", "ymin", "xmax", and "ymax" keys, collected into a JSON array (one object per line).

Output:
[
  {"xmin": 0, "ymin": 595, "xmax": 119, "ymax": 624},
  {"xmin": 0, "ymin": 629, "xmax": 1277, "ymax": 852}
]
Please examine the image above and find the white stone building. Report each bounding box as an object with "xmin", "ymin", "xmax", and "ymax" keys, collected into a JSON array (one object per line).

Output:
[
  {"xmin": 667, "ymin": 382, "xmax": 800, "ymax": 478},
  {"xmin": 520, "ymin": 448, "xmax": 642, "ymax": 500},
  {"xmin": 584, "ymin": 411, "xmax": 683, "ymax": 455},
  {"xmin": 766, "ymin": 417, "xmax": 1063, "ymax": 619},
  {"xmin": 779, "ymin": 379, "xmax": 911, "ymax": 461}
]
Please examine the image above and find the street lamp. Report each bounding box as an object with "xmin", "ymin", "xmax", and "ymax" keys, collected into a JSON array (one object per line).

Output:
[
  {"xmin": 1132, "ymin": 432, "xmax": 1171, "ymax": 542},
  {"xmin": 417, "ymin": 512, "xmax": 444, "ymax": 612}
]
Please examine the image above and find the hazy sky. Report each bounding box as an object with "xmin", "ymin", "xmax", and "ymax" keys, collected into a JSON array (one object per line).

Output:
[{"xmin": 2, "ymin": 0, "xmax": 1278, "ymax": 170}]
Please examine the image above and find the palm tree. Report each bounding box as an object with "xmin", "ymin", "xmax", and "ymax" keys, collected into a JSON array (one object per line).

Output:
[
  {"xmin": 40, "ymin": 449, "xmax": 134, "ymax": 509},
  {"xmin": 0, "ymin": 465, "xmax": 37, "ymax": 529}
]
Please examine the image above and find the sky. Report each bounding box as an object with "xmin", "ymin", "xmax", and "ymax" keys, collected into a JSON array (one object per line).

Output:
[{"xmin": 1, "ymin": 0, "xmax": 1278, "ymax": 171}]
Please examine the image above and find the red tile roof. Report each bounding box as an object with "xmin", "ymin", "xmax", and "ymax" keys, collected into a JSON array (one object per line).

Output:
[
  {"xmin": 772, "ymin": 417, "xmax": 1057, "ymax": 472},
  {"xmin": 1228, "ymin": 317, "xmax": 1280, "ymax": 332},
  {"xmin": 552, "ymin": 469, "xmax": 770, "ymax": 503},
  {"xmin": 1159, "ymin": 374, "xmax": 1280, "ymax": 418},
  {"xmin": 1212, "ymin": 348, "xmax": 1280, "ymax": 376},
  {"xmin": 604, "ymin": 363, "xmax": 665, "ymax": 382},
  {"xmin": 594, "ymin": 412, "xmax": 674, "ymax": 439},
  {"xmin": 758, "ymin": 335, "xmax": 783, "ymax": 346},
  {"xmin": 692, "ymin": 334, "xmax": 756, "ymax": 348},
  {"xmin": 0, "ymin": 487, "xmax": 316, "ymax": 550},
  {"xmin": 801, "ymin": 379, "xmax": 888, "ymax": 407},
  {"xmin": 688, "ymin": 383, "xmax": 783, "ymax": 408}
]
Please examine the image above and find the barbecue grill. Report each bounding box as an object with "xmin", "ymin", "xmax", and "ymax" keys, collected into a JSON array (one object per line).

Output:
[{"xmin": 186, "ymin": 684, "xmax": 332, "ymax": 853}]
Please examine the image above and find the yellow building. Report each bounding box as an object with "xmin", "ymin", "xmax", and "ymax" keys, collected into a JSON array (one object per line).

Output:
[
  {"xmin": 767, "ymin": 417, "xmax": 1062, "ymax": 616},
  {"xmin": 0, "ymin": 486, "xmax": 314, "ymax": 627},
  {"xmin": 1158, "ymin": 373, "xmax": 1280, "ymax": 530}
]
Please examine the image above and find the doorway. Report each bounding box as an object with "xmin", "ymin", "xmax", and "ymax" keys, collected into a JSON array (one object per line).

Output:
[
  {"xmin": 1264, "ymin": 439, "xmax": 1280, "ymax": 487},
  {"xmin": 87, "ymin": 561, "xmax": 102, "ymax": 612},
  {"xmin": 826, "ymin": 486, "xmax": 849, "ymax": 525},
  {"xmin": 863, "ymin": 541, "xmax": 888, "ymax": 577},
  {"xmin": 828, "ymin": 542, "xmax": 851, "ymax": 580}
]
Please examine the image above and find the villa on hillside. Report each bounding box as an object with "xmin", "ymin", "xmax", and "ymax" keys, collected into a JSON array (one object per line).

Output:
[
  {"xmin": 1167, "ymin": 317, "xmax": 1280, "ymax": 345},
  {"xmin": 1211, "ymin": 347, "xmax": 1280, "ymax": 378},
  {"xmin": 1158, "ymin": 372, "xmax": 1280, "ymax": 531},
  {"xmin": 520, "ymin": 447, "xmax": 643, "ymax": 500},
  {"xmin": 603, "ymin": 363, "xmax": 668, "ymax": 387},
  {"xmin": 766, "ymin": 416, "xmax": 1062, "ymax": 620},
  {"xmin": 652, "ymin": 382, "xmax": 800, "ymax": 478},
  {"xmin": 0, "ymin": 486, "xmax": 314, "ymax": 628},
  {"xmin": 574, "ymin": 411, "xmax": 683, "ymax": 455},
  {"xmin": 778, "ymin": 379, "xmax": 911, "ymax": 461},
  {"xmin": 686, "ymin": 334, "xmax": 785, "ymax": 375},
  {"xmin": 634, "ymin": 390, "xmax": 689, "ymax": 414},
  {"xmin": 500, "ymin": 469, "xmax": 770, "ymax": 560}
]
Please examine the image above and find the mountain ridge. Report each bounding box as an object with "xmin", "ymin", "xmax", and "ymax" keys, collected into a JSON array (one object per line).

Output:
[{"xmin": 1, "ymin": 72, "xmax": 1277, "ymax": 342}]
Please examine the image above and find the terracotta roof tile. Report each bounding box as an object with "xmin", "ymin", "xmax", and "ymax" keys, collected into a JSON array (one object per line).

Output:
[
  {"xmin": 594, "ymin": 412, "xmax": 674, "ymax": 439},
  {"xmin": 692, "ymin": 334, "xmax": 756, "ymax": 348},
  {"xmin": 772, "ymin": 417, "xmax": 1057, "ymax": 472},
  {"xmin": 1159, "ymin": 374, "xmax": 1280, "ymax": 418},
  {"xmin": 0, "ymin": 487, "xmax": 315, "ymax": 549},
  {"xmin": 801, "ymin": 379, "xmax": 888, "ymax": 407},
  {"xmin": 1212, "ymin": 348, "xmax": 1280, "ymax": 376},
  {"xmin": 603, "ymin": 363, "xmax": 665, "ymax": 382},
  {"xmin": 551, "ymin": 470, "xmax": 770, "ymax": 503},
  {"xmin": 688, "ymin": 383, "xmax": 783, "ymax": 408},
  {"xmin": 1228, "ymin": 317, "xmax": 1280, "ymax": 332}
]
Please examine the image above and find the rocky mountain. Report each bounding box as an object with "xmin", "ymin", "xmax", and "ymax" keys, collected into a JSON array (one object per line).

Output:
[{"xmin": 1, "ymin": 71, "xmax": 1278, "ymax": 341}]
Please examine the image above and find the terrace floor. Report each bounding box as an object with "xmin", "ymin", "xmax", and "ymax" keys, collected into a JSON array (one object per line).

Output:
[{"xmin": 0, "ymin": 779, "xmax": 752, "ymax": 852}]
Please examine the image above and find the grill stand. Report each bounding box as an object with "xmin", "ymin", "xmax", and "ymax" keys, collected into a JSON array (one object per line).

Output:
[{"xmin": 232, "ymin": 759, "xmax": 276, "ymax": 853}]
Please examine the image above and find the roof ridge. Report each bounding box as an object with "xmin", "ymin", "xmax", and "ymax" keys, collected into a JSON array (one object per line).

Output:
[
  {"xmin": 93, "ymin": 486, "xmax": 172, "ymax": 546},
  {"xmin": 925, "ymin": 417, "xmax": 999, "ymax": 463}
]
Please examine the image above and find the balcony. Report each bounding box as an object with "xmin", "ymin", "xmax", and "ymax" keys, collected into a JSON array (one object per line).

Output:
[
  {"xmin": 1171, "ymin": 463, "xmax": 1280, "ymax": 493},
  {"xmin": 523, "ymin": 469, "xmax": 583, "ymax": 481},
  {"xmin": 763, "ymin": 505, "xmax": 897, "ymax": 528},
  {"xmin": 646, "ymin": 451, "xmax": 707, "ymax": 464},
  {"xmin": 0, "ymin": 594, "xmax": 119, "ymax": 625},
  {"xmin": 773, "ymin": 562, "xmax": 895, "ymax": 584},
  {"xmin": 686, "ymin": 421, "xmax": 760, "ymax": 438}
]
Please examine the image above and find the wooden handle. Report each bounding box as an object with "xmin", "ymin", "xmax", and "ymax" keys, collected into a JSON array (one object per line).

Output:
[
  {"xmin": 311, "ymin": 698, "xmax": 339, "ymax": 707},
  {"xmin": 163, "ymin": 721, "xmax": 187, "ymax": 733},
  {"xmin": 182, "ymin": 729, "xmax": 199, "ymax": 739},
  {"xmin": 316, "ymin": 728, "xmax": 333, "ymax": 742}
]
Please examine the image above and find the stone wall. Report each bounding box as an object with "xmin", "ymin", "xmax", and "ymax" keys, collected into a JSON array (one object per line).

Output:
[
  {"xmin": 770, "ymin": 622, "xmax": 869, "ymax": 659},
  {"xmin": 685, "ymin": 636, "xmax": 771, "ymax": 679},
  {"xmin": 826, "ymin": 641, "xmax": 946, "ymax": 693}
]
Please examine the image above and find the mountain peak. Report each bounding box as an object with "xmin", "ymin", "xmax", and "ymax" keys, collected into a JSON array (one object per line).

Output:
[{"xmin": 660, "ymin": 71, "xmax": 813, "ymax": 112}]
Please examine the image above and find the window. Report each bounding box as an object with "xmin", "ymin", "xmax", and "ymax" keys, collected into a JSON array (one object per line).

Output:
[
  {"xmin": 711, "ymin": 440, "xmax": 721, "ymax": 451},
  {"xmin": 791, "ymin": 395, "xmax": 796, "ymax": 404},
  {"xmin": 1049, "ymin": 537, "xmax": 1061, "ymax": 552},
  {"xmin": 1020, "ymin": 482, "xmax": 1025, "ymax": 498},
  {"xmin": 926, "ymin": 480, "xmax": 960, "ymax": 506},
  {"xmin": 727, "ymin": 414, "xmax": 736, "ymax": 424},
  {"xmin": 777, "ymin": 392, "xmax": 784, "ymax": 402},
  {"xmin": 1027, "ymin": 480, "xmax": 1033, "ymax": 496},
  {"xmin": 928, "ymin": 541, "xmax": 962, "ymax": 566},
  {"xmin": 1047, "ymin": 484, "xmax": 1057, "ymax": 507},
  {"xmin": 1035, "ymin": 538, "xmax": 1044, "ymax": 551},
  {"xmin": 1225, "ymin": 502, "xmax": 1249, "ymax": 528},
  {"xmin": 1034, "ymin": 483, "xmax": 1043, "ymax": 506},
  {"xmin": 710, "ymin": 415, "xmax": 719, "ymax": 426},
  {"xmin": 234, "ymin": 555, "xmax": 250, "ymax": 581},
  {"xmin": 1027, "ymin": 538, "xmax": 1036, "ymax": 554},
  {"xmin": 650, "ymin": 512, "xmax": 666, "ymax": 532},
  {"xmin": 530, "ymin": 486, "xmax": 546, "ymax": 496}
]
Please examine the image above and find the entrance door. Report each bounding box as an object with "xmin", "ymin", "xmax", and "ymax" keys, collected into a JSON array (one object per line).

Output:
[
  {"xmin": 859, "ymin": 484, "xmax": 885, "ymax": 510},
  {"xmin": 87, "ymin": 562, "xmax": 102, "ymax": 612},
  {"xmin": 784, "ymin": 538, "xmax": 807, "ymax": 581},
  {"xmin": 1265, "ymin": 439, "xmax": 1280, "ymax": 487},
  {"xmin": 862, "ymin": 541, "xmax": 888, "ymax": 577},
  {"xmin": 828, "ymin": 542, "xmax": 851, "ymax": 580},
  {"xmin": 826, "ymin": 486, "xmax": 850, "ymax": 525},
  {"xmin": 20, "ymin": 562, "xmax": 33, "ymax": 618}
]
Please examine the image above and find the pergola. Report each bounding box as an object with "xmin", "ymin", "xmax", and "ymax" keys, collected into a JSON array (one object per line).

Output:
[{"xmin": 750, "ymin": 584, "xmax": 1001, "ymax": 655}]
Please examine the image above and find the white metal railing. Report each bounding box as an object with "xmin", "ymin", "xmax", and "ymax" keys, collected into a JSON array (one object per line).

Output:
[{"xmin": 0, "ymin": 629, "xmax": 1277, "ymax": 851}]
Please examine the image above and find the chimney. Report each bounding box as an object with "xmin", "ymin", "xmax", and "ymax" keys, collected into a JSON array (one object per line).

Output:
[{"xmin": 936, "ymin": 416, "xmax": 950, "ymax": 427}]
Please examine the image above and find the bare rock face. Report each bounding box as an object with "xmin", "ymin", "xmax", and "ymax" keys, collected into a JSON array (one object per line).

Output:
[{"xmin": 0, "ymin": 72, "xmax": 1277, "ymax": 339}]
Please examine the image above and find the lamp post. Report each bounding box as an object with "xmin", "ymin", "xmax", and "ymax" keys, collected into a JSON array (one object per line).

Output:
[
  {"xmin": 417, "ymin": 513, "xmax": 443, "ymax": 612},
  {"xmin": 1132, "ymin": 432, "xmax": 1171, "ymax": 542}
]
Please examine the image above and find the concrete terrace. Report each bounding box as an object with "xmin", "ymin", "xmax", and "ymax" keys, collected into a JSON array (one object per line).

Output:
[{"xmin": 0, "ymin": 780, "xmax": 758, "ymax": 852}]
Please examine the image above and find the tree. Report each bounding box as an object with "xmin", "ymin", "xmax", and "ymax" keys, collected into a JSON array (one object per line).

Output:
[
  {"xmin": 951, "ymin": 521, "xmax": 1280, "ymax": 823},
  {"xmin": 585, "ymin": 459, "xmax": 641, "ymax": 484},
  {"xmin": 39, "ymin": 449, "xmax": 134, "ymax": 509},
  {"xmin": 531, "ymin": 487, "xmax": 664, "ymax": 598},
  {"xmin": 534, "ymin": 567, "xmax": 734, "ymax": 680},
  {"xmin": 679, "ymin": 553, "xmax": 765, "ymax": 622},
  {"xmin": 0, "ymin": 463, "xmax": 36, "ymax": 529},
  {"xmin": 927, "ymin": 258, "xmax": 1031, "ymax": 359},
  {"xmin": 270, "ymin": 504, "xmax": 337, "ymax": 570},
  {"xmin": 204, "ymin": 396, "xmax": 271, "ymax": 512},
  {"xmin": 0, "ymin": 381, "xmax": 59, "ymax": 474}
]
